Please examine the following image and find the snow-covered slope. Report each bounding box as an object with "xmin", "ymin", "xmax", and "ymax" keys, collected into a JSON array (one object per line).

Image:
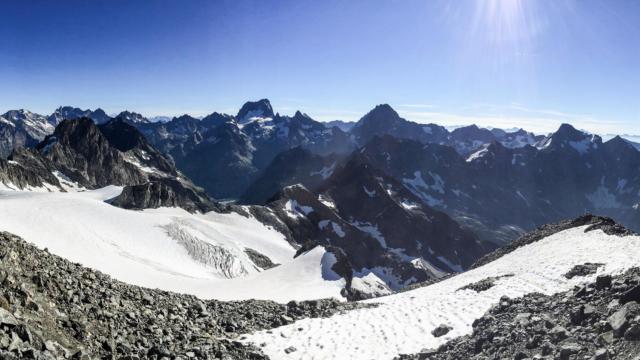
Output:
[
  {"xmin": 0, "ymin": 187, "xmax": 345, "ymax": 302},
  {"xmin": 243, "ymin": 226, "xmax": 640, "ymax": 359}
]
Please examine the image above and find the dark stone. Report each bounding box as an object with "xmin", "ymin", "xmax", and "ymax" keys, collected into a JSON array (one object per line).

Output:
[
  {"xmin": 431, "ymin": 324, "xmax": 452, "ymax": 338},
  {"xmin": 244, "ymin": 249, "xmax": 278, "ymax": 270},
  {"xmin": 608, "ymin": 302, "xmax": 640, "ymax": 337},
  {"xmin": 564, "ymin": 263, "xmax": 603, "ymax": 279},
  {"xmin": 619, "ymin": 285, "xmax": 640, "ymax": 304},
  {"xmin": 596, "ymin": 275, "xmax": 612, "ymax": 290},
  {"xmin": 623, "ymin": 324, "xmax": 640, "ymax": 340}
]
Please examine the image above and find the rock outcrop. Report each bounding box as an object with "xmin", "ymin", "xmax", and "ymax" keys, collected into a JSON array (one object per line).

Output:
[
  {"xmin": 398, "ymin": 267, "xmax": 640, "ymax": 359},
  {"xmin": 111, "ymin": 178, "xmax": 219, "ymax": 213},
  {"xmin": 0, "ymin": 231, "xmax": 370, "ymax": 359}
]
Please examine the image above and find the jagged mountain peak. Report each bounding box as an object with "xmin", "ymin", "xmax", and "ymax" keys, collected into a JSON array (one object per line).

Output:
[
  {"xmin": 0, "ymin": 109, "xmax": 54, "ymax": 158},
  {"xmin": 603, "ymin": 135, "xmax": 638, "ymax": 153},
  {"xmin": 350, "ymin": 104, "xmax": 452, "ymax": 147},
  {"xmin": 54, "ymin": 106, "xmax": 76, "ymax": 112},
  {"xmin": 3, "ymin": 109, "xmax": 45, "ymax": 120},
  {"xmin": 539, "ymin": 123, "xmax": 602, "ymax": 154},
  {"xmin": 606, "ymin": 135, "xmax": 629, "ymax": 146},
  {"xmin": 236, "ymin": 99, "xmax": 274, "ymax": 124},
  {"xmin": 42, "ymin": 117, "xmax": 103, "ymax": 149},
  {"xmin": 116, "ymin": 110, "xmax": 149, "ymax": 124},
  {"xmin": 288, "ymin": 110, "xmax": 317, "ymax": 125},
  {"xmin": 554, "ymin": 123, "xmax": 587, "ymax": 139},
  {"xmin": 49, "ymin": 106, "xmax": 111, "ymax": 125},
  {"xmin": 450, "ymin": 124, "xmax": 496, "ymax": 142},
  {"xmin": 93, "ymin": 108, "xmax": 108, "ymax": 117},
  {"xmin": 97, "ymin": 118, "xmax": 178, "ymax": 176},
  {"xmin": 293, "ymin": 110, "xmax": 310, "ymax": 119},
  {"xmin": 172, "ymin": 114, "xmax": 200, "ymax": 124},
  {"xmin": 357, "ymin": 104, "xmax": 401, "ymax": 123},
  {"xmin": 97, "ymin": 118, "xmax": 151, "ymax": 152},
  {"xmin": 551, "ymin": 123, "xmax": 601, "ymax": 144},
  {"xmin": 201, "ymin": 112, "xmax": 234, "ymax": 128}
]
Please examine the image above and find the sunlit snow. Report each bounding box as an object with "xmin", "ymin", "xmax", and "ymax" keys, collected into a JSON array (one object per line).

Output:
[{"xmin": 245, "ymin": 226, "xmax": 640, "ymax": 359}]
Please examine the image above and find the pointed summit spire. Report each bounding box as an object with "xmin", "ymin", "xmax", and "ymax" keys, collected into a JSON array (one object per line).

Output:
[{"xmin": 236, "ymin": 99, "xmax": 274, "ymax": 124}]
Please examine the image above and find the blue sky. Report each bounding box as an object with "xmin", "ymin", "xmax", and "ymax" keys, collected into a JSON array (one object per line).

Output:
[{"xmin": 1, "ymin": 0, "xmax": 639, "ymax": 134}]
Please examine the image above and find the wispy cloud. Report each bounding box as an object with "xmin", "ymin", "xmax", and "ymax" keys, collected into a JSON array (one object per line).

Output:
[
  {"xmin": 397, "ymin": 104, "xmax": 439, "ymax": 109},
  {"xmin": 395, "ymin": 104, "xmax": 626, "ymax": 135}
]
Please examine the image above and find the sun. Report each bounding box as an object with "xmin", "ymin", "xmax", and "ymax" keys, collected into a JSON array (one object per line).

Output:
[{"xmin": 472, "ymin": 0, "xmax": 538, "ymax": 44}]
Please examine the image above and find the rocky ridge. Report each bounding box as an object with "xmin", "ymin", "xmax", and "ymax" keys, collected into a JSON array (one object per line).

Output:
[
  {"xmin": 0, "ymin": 117, "xmax": 218, "ymax": 213},
  {"xmin": 0, "ymin": 231, "xmax": 371, "ymax": 359},
  {"xmin": 398, "ymin": 267, "xmax": 640, "ymax": 359},
  {"xmin": 0, "ymin": 110, "xmax": 54, "ymax": 159},
  {"xmin": 472, "ymin": 215, "xmax": 635, "ymax": 269},
  {"xmin": 238, "ymin": 152, "xmax": 490, "ymax": 298}
]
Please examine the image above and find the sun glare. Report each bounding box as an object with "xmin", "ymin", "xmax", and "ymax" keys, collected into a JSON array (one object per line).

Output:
[{"xmin": 474, "ymin": 0, "xmax": 534, "ymax": 44}]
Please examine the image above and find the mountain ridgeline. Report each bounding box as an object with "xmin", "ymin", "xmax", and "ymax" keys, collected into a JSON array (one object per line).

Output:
[
  {"xmin": 2, "ymin": 99, "xmax": 640, "ymax": 296},
  {"xmin": 3, "ymin": 117, "xmax": 217, "ymax": 212}
]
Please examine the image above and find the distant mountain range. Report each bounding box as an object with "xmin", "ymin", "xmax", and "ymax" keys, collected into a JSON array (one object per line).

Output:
[
  {"xmin": 3, "ymin": 99, "xmax": 640, "ymax": 296},
  {"xmin": 0, "ymin": 101, "xmax": 553, "ymax": 197},
  {"xmin": 0, "ymin": 106, "xmax": 492, "ymax": 297}
]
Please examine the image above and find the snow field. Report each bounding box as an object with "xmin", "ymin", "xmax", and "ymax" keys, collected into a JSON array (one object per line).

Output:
[
  {"xmin": 0, "ymin": 188, "xmax": 345, "ymax": 302},
  {"xmin": 243, "ymin": 226, "xmax": 640, "ymax": 359}
]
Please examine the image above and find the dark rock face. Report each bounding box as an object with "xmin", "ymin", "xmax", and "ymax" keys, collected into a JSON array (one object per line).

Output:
[
  {"xmin": 236, "ymin": 99, "xmax": 274, "ymax": 124},
  {"xmin": 449, "ymin": 125, "xmax": 497, "ymax": 155},
  {"xmin": 0, "ymin": 110, "xmax": 53, "ymax": 158},
  {"xmin": 134, "ymin": 114, "xmax": 210, "ymax": 161},
  {"xmin": 397, "ymin": 268, "xmax": 640, "ymax": 360},
  {"xmin": 239, "ymin": 147, "xmax": 344, "ymax": 205},
  {"xmin": 355, "ymin": 128, "xmax": 640, "ymax": 245},
  {"xmin": 356, "ymin": 135, "xmax": 524, "ymax": 244},
  {"xmin": 248, "ymin": 153, "xmax": 490, "ymax": 294},
  {"xmin": 110, "ymin": 178, "xmax": 219, "ymax": 213},
  {"xmin": 317, "ymin": 156, "xmax": 488, "ymax": 271},
  {"xmin": 264, "ymin": 184, "xmax": 386, "ymax": 273},
  {"xmin": 0, "ymin": 149, "xmax": 62, "ymax": 191},
  {"xmin": 0, "ymin": 231, "xmax": 372, "ymax": 359},
  {"xmin": 351, "ymin": 104, "xmax": 449, "ymax": 146},
  {"xmin": 349, "ymin": 104, "xmax": 540, "ymax": 155},
  {"xmin": 0, "ymin": 117, "xmax": 216, "ymax": 213},
  {"xmin": 244, "ymin": 248, "xmax": 279, "ymax": 270},
  {"xmin": 95, "ymin": 119, "xmax": 217, "ymax": 212},
  {"xmin": 137, "ymin": 100, "xmax": 355, "ymax": 199},
  {"xmin": 179, "ymin": 122, "xmax": 258, "ymax": 199},
  {"xmin": 201, "ymin": 112, "xmax": 234, "ymax": 128},
  {"xmin": 130, "ymin": 102, "xmax": 553, "ymax": 202},
  {"xmin": 243, "ymin": 110, "xmax": 353, "ymax": 168},
  {"xmin": 37, "ymin": 118, "xmax": 147, "ymax": 188},
  {"xmin": 98, "ymin": 118, "xmax": 177, "ymax": 176}
]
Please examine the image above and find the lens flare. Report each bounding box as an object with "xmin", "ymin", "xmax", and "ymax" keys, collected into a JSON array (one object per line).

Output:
[{"xmin": 471, "ymin": 0, "xmax": 541, "ymax": 48}]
